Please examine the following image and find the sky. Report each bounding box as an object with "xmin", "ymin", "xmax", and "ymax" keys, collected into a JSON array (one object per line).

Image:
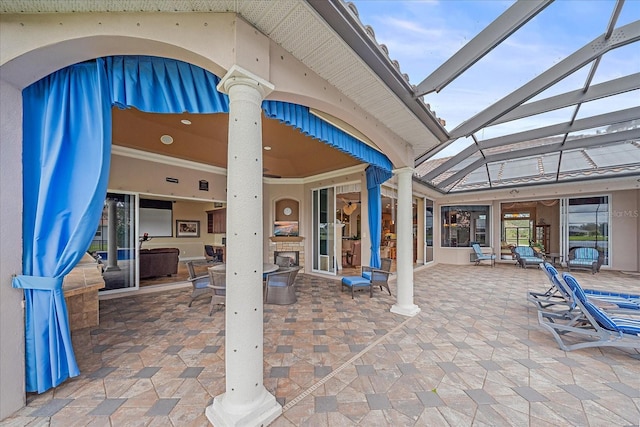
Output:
[{"xmin": 350, "ymin": 0, "xmax": 640, "ymax": 157}]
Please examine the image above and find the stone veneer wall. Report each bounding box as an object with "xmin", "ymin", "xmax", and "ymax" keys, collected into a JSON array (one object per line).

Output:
[
  {"xmin": 63, "ymin": 257, "xmax": 105, "ymax": 331},
  {"xmin": 268, "ymin": 237, "xmax": 305, "ymax": 269}
]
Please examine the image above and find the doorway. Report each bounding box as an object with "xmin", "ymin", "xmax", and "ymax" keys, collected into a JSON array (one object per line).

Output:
[
  {"xmin": 312, "ymin": 187, "xmax": 336, "ymax": 275},
  {"xmin": 425, "ymin": 199, "xmax": 434, "ymax": 263}
]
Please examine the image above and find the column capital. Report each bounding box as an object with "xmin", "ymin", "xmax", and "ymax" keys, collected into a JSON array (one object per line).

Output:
[
  {"xmin": 393, "ymin": 166, "xmax": 414, "ymax": 176},
  {"xmin": 217, "ymin": 64, "xmax": 275, "ymax": 99}
]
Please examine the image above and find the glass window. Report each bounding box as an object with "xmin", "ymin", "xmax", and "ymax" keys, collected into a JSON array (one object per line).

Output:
[
  {"xmin": 502, "ymin": 211, "xmax": 532, "ymax": 247},
  {"xmin": 441, "ymin": 205, "xmax": 490, "ymax": 247},
  {"xmin": 568, "ymin": 196, "xmax": 609, "ymax": 265}
]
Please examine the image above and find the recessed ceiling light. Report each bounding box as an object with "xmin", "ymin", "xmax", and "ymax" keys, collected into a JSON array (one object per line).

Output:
[
  {"xmin": 160, "ymin": 134, "xmax": 174, "ymax": 145},
  {"xmin": 181, "ymin": 119, "xmax": 192, "ymax": 125},
  {"xmin": 264, "ymin": 146, "xmax": 272, "ymax": 151}
]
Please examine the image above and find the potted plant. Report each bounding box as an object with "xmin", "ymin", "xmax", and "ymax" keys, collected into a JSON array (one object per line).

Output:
[{"xmin": 531, "ymin": 241, "xmax": 545, "ymax": 254}]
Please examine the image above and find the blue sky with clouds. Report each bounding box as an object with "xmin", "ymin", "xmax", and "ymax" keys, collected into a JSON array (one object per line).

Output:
[{"xmin": 350, "ymin": 0, "xmax": 640, "ymax": 144}]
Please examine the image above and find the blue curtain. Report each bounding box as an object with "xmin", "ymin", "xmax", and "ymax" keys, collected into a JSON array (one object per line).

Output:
[
  {"xmin": 263, "ymin": 100, "xmax": 394, "ymax": 268},
  {"xmin": 263, "ymin": 101, "xmax": 392, "ymax": 173},
  {"xmin": 13, "ymin": 60, "xmax": 112, "ymax": 393},
  {"xmin": 105, "ymin": 56, "xmax": 229, "ymax": 113},
  {"xmin": 13, "ymin": 55, "xmax": 228, "ymax": 394},
  {"xmin": 366, "ymin": 165, "xmax": 393, "ymax": 268}
]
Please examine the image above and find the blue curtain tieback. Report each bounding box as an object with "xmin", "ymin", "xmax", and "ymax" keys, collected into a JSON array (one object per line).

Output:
[{"xmin": 12, "ymin": 275, "xmax": 63, "ymax": 291}]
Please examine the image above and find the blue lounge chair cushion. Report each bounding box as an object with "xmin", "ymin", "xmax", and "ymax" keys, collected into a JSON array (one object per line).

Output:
[
  {"xmin": 563, "ymin": 273, "xmax": 640, "ymax": 335},
  {"xmin": 561, "ymin": 271, "xmax": 640, "ymax": 310},
  {"xmin": 341, "ymin": 276, "xmax": 370, "ymax": 287},
  {"xmin": 570, "ymin": 260, "xmax": 595, "ymax": 267}
]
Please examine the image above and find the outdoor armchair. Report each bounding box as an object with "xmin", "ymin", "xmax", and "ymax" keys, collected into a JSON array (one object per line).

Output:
[
  {"xmin": 207, "ymin": 268, "xmax": 226, "ymax": 315},
  {"xmin": 567, "ymin": 247, "xmax": 602, "ymax": 274},
  {"xmin": 362, "ymin": 258, "xmax": 392, "ymax": 280},
  {"xmin": 186, "ymin": 261, "xmax": 210, "ymax": 307},
  {"xmin": 362, "ymin": 258, "xmax": 392, "ymax": 295},
  {"xmin": 264, "ymin": 267, "xmax": 299, "ymax": 305},
  {"xmin": 513, "ymin": 246, "xmax": 543, "ymax": 269}
]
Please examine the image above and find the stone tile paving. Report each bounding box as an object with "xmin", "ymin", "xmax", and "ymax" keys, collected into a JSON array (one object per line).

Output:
[{"xmin": 2, "ymin": 264, "xmax": 639, "ymax": 426}]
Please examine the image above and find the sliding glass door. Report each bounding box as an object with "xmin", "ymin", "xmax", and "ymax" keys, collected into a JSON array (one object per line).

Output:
[
  {"xmin": 312, "ymin": 187, "xmax": 336, "ymax": 275},
  {"xmin": 95, "ymin": 192, "xmax": 138, "ymax": 292},
  {"xmin": 566, "ymin": 196, "xmax": 609, "ymax": 266},
  {"xmin": 425, "ymin": 199, "xmax": 434, "ymax": 263}
]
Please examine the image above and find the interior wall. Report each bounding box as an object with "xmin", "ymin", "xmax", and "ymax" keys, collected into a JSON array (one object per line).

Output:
[
  {"xmin": 0, "ymin": 78, "xmax": 26, "ymax": 419},
  {"xmin": 534, "ymin": 202, "xmax": 560, "ymax": 254},
  {"xmin": 141, "ymin": 199, "xmax": 217, "ymax": 260},
  {"xmin": 109, "ymin": 155, "xmax": 227, "ymax": 202},
  {"xmin": 264, "ymin": 181, "xmax": 305, "ymax": 266}
]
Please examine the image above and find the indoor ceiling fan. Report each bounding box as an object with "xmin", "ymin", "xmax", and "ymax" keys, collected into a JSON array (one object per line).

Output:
[{"xmin": 340, "ymin": 198, "xmax": 360, "ymax": 215}]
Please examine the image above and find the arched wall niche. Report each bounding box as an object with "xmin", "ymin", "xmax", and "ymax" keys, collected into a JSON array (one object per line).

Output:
[{"xmin": 275, "ymin": 198, "xmax": 300, "ymax": 222}]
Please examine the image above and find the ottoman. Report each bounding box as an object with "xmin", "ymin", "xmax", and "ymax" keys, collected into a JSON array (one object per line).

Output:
[{"xmin": 341, "ymin": 276, "xmax": 372, "ymax": 299}]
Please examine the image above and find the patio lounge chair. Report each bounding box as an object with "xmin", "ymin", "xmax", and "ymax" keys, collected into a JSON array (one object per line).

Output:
[
  {"xmin": 537, "ymin": 272, "xmax": 640, "ymax": 351},
  {"xmin": 567, "ymin": 247, "xmax": 602, "ymax": 274},
  {"xmin": 529, "ymin": 262, "xmax": 640, "ymax": 313},
  {"xmin": 557, "ymin": 268, "xmax": 640, "ymax": 312},
  {"xmin": 513, "ymin": 246, "xmax": 543, "ymax": 269},
  {"xmin": 527, "ymin": 262, "xmax": 569, "ymax": 310},
  {"xmin": 186, "ymin": 261, "xmax": 210, "ymax": 307},
  {"xmin": 470, "ymin": 243, "xmax": 495, "ymax": 267}
]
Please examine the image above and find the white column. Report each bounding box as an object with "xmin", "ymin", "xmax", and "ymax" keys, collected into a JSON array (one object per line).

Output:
[
  {"xmin": 206, "ymin": 65, "xmax": 280, "ymax": 427},
  {"xmin": 391, "ymin": 167, "xmax": 420, "ymax": 317}
]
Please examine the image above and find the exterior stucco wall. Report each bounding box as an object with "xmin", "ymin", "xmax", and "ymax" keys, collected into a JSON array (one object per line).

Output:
[
  {"xmin": 0, "ymin": 11, "xmax": 409, "ymax": 170},
  {"xmin": 0, "ymin": 77, "xmax": 26, "ymax": 419},
  {"xmin": 610, "ymin": 189, "xmax": 639, "ymax": 272},
  {"xmin": 0, "ymin": 12, "xmax": 236, "ymax": 88},
  {"xmin": 427, "ymin": 183, "xmax": 640, "ymax": 271}
]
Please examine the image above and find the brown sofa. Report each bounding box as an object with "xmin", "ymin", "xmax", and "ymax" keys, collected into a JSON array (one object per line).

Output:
[{"xmin": 139, "ymin": 248, "xmax": 179, "ymax": 279}]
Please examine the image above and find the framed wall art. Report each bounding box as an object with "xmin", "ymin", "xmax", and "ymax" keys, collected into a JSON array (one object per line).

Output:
[{"xmin": 176, "ymin": 219, "xmax": 200, "ymax": 238}]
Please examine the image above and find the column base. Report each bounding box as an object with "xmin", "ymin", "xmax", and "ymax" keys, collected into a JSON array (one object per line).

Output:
[
  {"xmin": 391, "ymin": 304, "xmax": 421, "ymax": 317},
  {"xmin": 206, "ymin": 388, "xmax": 282, "ymax": 427}
]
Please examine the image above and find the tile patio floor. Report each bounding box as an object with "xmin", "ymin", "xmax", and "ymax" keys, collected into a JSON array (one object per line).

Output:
[{"xmin": 3, "ymin": 263, "xmax": 640, "ymax": 426}]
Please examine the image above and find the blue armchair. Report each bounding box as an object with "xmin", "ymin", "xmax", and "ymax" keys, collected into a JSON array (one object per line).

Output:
[
  {"xmin": 568, "ymin": 247, "xmax": 602, "ymax": 274},
  {"xmin": 513, "ymin": 246, "xmax": 543, "ymax": 269}
]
